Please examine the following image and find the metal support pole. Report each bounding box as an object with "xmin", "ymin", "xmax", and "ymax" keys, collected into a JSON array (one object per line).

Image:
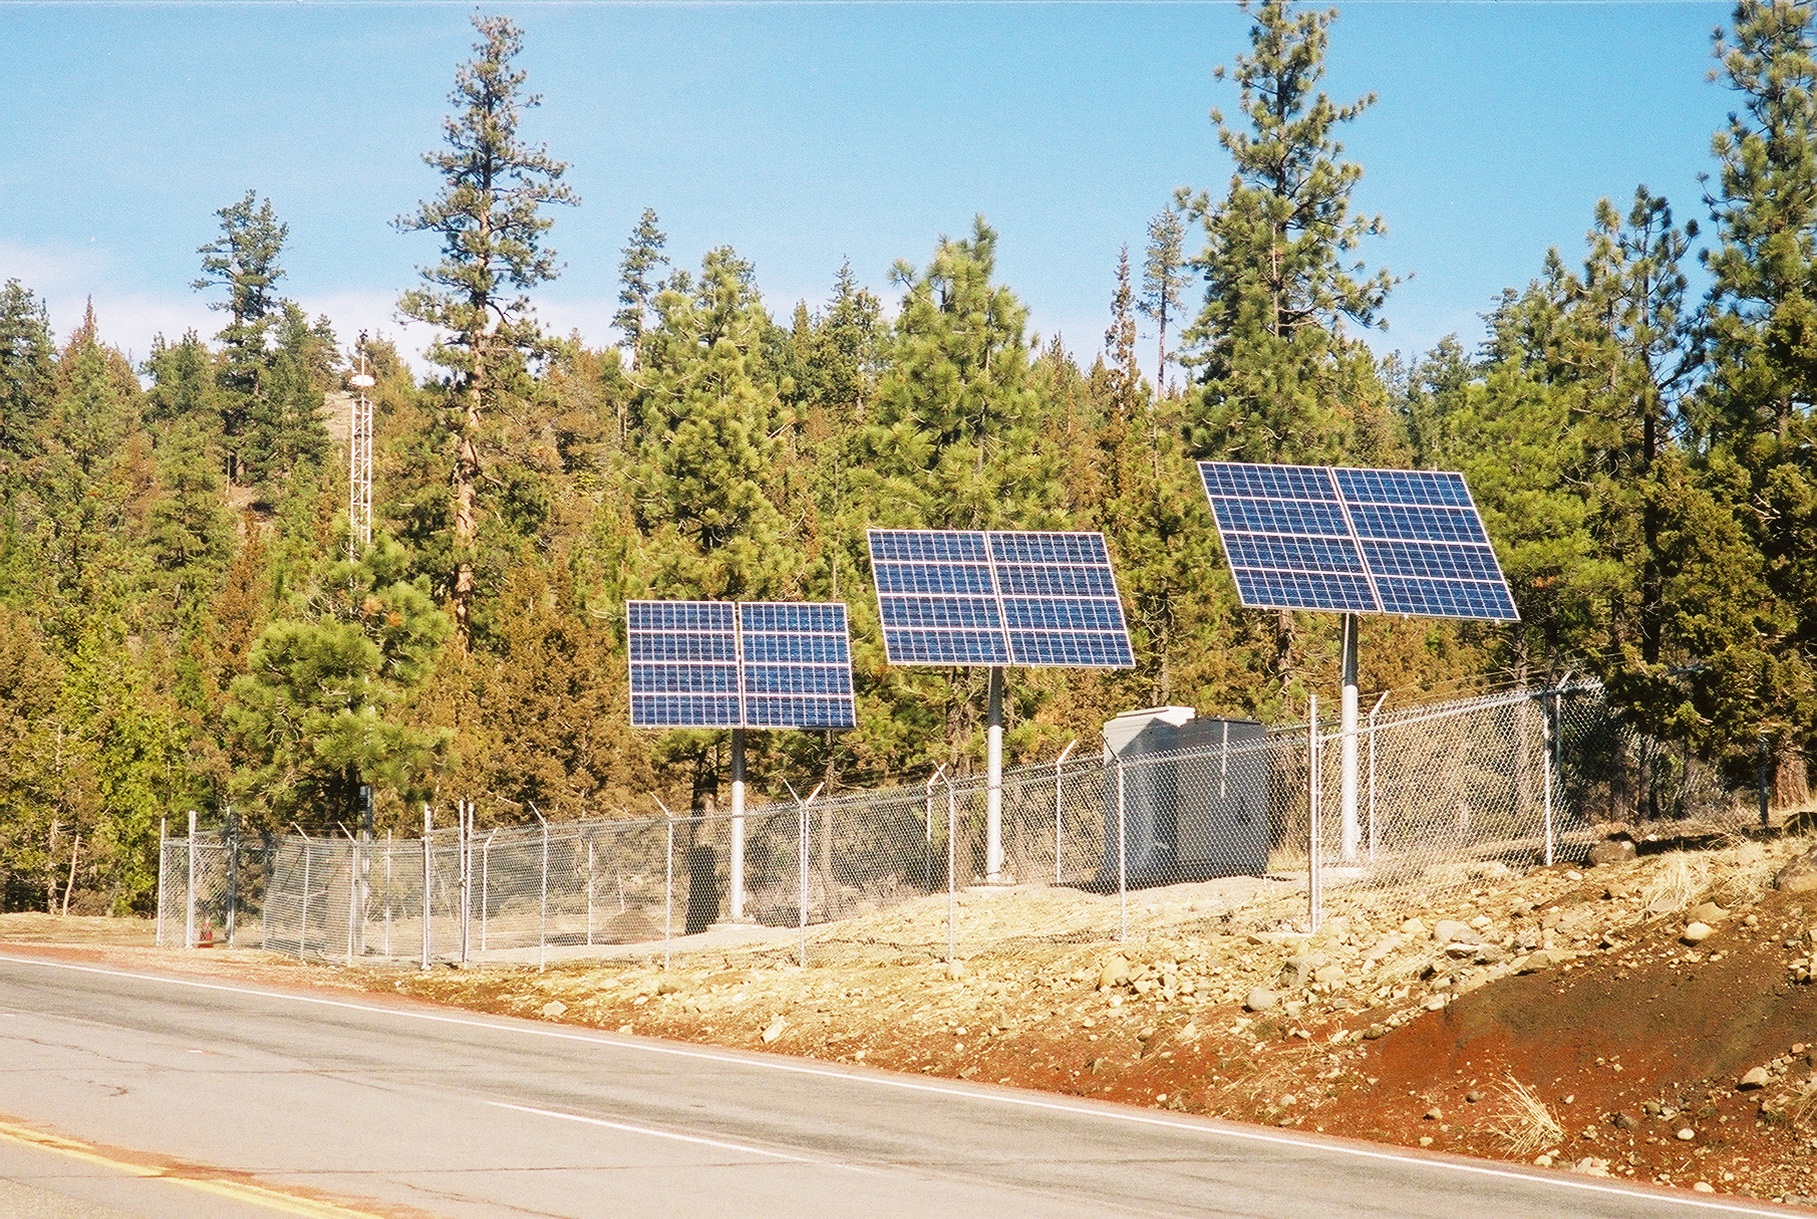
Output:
[
  {"xmin": 458, "ymin": 800, "xmax": 472, "ymax": 966},
  {"xmin": 1339, "ymin": 613, "xmax": 1360, "ymax": 864},
  {"xmin": 985, "ymin": 667, "xmax": 1005, "ymax": 883},
  {"xmin": 1366, "ymin": 692, "xmax": 1387, "ymax": 864},
  {"xmin": 355, "ymin": 787, "xmax": 372, "ymax": 958},
  {"xmin": 729, "ymin": 727, "xmax": 747, "ymax": 922},
  {"xmin": 184, "ymin": 810, "xmax": 197, "ymax": 951},
  {"xmin": 530, "ymin": 803, "xmax": 548, "ymax": 973},
  {"xmin": 1309, "ymin": 694, "xmax": 1322, "ymax": 931},
  {"xmin": 155, "ymin": 816, "xmax": 167, "ymax": 948},
  {"xmin": 421, "ymin": 804, "xmax": 431, "ymax": 970},
  {"xmin": 384, "ymin": 830, "xmax": 392, "ymax": 958},
  {"xmin": 587, "ymin": 837, "xmax": 596, "ymax": 948},
  {"xmin": 1053, "ymin": 739, "xmax": 1077, "ymax": 886}
]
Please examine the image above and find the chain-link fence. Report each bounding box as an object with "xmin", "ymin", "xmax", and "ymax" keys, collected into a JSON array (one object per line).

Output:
[{"xmin": 157, "ymin": 680, "xmax": 1769, "ymax": 967}]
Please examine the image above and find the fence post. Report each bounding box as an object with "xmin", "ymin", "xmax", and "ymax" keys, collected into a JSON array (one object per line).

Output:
[
  {"xmin": 1053, "ymin": 740, "xmax": 1077, "ymax": 886},
  {"xmin": 1366, "ymin": 694, "xmax": 1387, "ymax": 865},
  {"xmin": 342, "ymin": 825, "xmax": 358, "ymax": 966},
  {"xmin": 384, "ymin": 830, "xmax": 393, "ymax": 958},
  {"xmin": 587, "ymin": 837, "xmax": 596, "ymax": 948},
  {"xmin": 1309, "ymin": 695, "xmax": 1322, "ymax": 932},
  {"xmin": 665, "ymin": 815, "xmax": 674, "ymax": 971},
  {"xmin": 185, "ymin": 810, "xmax": 197, "ymax": 951},
  {"xmin": 799, "ymin": 786, "xmax": 811, "ymax": 967},
  {"xmin": 298, "ymin": 830, "xmax": 312, "ymax": 956},
  {"xmin": 457, "ymin": 801, "xmax": 470, "ymax": 966},
  {"xmin": 1116, "ymin": 752, "xmax": 1127, "ymax": 944},
  {"xmin": 155, "ymin": 816, "xmax": 167, "ymax": 948},
  {"xmin": 481, "ymin": 829, "xmax": 496, "ymax": 954},
  {"xmin": 1542, "ymin": 688, "xmax": 1556, "ymax": 867},
  {"xmin": 525, "ymin": 803, "xmax": 548, "ymax": 973},
  {"xmin": 225, "ymin": 807, "xmax": 238, "ymax": 948},
  {"xmin": 421, "ymin": 804, "xmax": 431, "ymax": 970},
  {"xmin": 946, "ymin": 775, "xmax": 957, "ymax": 965}
]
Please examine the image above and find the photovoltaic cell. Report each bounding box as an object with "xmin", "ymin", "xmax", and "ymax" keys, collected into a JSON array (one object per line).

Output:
[
  {"xmin": 738, "ymin": 601, "xmax": 856, "ymax": 730},
  {"xmin": 1198, "ymin": 462, "xmax": 1519, "ymax": 623},
  {"xmin": 866, "ymin": 529, "xmax": 1134, "ymax": 669},
  {"xmin": 626, "ymin": 599, "xmax": 856, "ymax": 729}
]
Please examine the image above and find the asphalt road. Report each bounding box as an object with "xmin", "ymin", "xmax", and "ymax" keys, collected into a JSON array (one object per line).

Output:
[{"xmin": 0, "ymin": 951, "xmax": 1802, "ymax": 1219}]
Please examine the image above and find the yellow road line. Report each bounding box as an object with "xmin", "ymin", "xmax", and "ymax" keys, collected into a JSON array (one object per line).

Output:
[{"xmin": 0, "ymin": 1117, "xmax": 390, "ymax": 1219}]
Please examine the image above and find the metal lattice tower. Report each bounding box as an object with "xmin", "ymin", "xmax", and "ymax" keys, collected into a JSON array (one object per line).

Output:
[{"xmin": 348, "ymin": 338, "xmax": 375, "ymax": 560}]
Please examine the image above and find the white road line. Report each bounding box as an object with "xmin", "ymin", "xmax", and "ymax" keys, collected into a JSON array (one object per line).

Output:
[
  {"xmin": 486, "ymin": 1099, "xmax": 874, "ymax": 1173},
  {"xmin": 0, "ymin": 953, "xmax": 1795, "ymax": 1217}
]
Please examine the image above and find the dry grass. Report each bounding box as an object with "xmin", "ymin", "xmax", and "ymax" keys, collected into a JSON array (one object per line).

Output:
[
  {"xmin": 1641, "ymin": 852, "xmax": 1708, "ymax": 915},
  {"xmin": 1789, "ymin": 1080, "xmax": 1817, "ymax": 1133},
  {"xmin": 1488, "ymin": 1075, "xmax": 1563, "ymax": 1158}
]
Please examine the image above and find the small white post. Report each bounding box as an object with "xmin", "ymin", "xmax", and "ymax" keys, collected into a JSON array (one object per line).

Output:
[
  {"xmin": 729, "ymin": 727, "xmax": 747, "ymax": 922},
  {"xmin": 185, "ymin": 810, "xmax": 197, "ymax": 951},
  {"xmin": 985, "ymin": 667, "xmax": 1005, "ymax": 883},
  {"xmin": 1339, "ymin": 613, "xmax": 1361, "ymax": 865},
  {"xmin": 1053, "ymin": 739, "xmax": 1077, "ymax": 886},
  {"xmin": 155, "ymin": 815, "xmax": 167, "ymax": 948}
]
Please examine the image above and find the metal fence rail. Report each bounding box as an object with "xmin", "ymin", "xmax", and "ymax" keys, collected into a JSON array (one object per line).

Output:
[{"xmin": 157, "ymin": 681, "xmax": 1760, "ymax": 967}]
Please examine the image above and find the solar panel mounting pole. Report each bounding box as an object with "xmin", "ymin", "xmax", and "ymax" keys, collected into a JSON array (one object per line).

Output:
[
  {"xmin": 729, "ymin": 727, "xmax": 747, "ymax": 922},
  {"xmin": 985, "ymin": 666, "xmax": 1005, "ymax": 884},
  {"xmin": 1340, "ymin": 612, "xmax": 1361, "ymax": 864}
]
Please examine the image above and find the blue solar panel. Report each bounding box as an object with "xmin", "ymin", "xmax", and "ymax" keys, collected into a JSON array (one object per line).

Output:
[
  {"xmin": 627, "ymin": 599, "xmax": 856, "ymax": 729},
  {"xmin": 738, "ymin": 600, "xmax": 856, "ymax": 730},
  {"xmin": 866, "ymin": 529, "xmax": 1135, "ymax": 669},
  {"xmin": 1198, "ymin": 462, "xmax": 1519, "ymax": 623}
]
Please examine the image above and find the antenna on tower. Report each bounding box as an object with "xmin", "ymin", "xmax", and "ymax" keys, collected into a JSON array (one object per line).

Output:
[{"xmin": 348, "ymin": 332, "xmax": 375, "ymax": 561}]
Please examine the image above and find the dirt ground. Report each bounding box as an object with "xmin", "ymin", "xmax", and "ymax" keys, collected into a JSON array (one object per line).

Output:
[{"xmin": 8, "ymin": 828, "xmax": 1817, "ymax": 1209}]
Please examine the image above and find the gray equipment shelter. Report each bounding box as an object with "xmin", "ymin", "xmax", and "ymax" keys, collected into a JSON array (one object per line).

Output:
[{"xmin": 1102, "ymin": 707, "xmax": 1268, "ymax": 888}]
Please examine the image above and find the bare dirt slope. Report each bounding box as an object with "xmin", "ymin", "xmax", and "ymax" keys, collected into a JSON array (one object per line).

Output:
[{"xmin": 9, "ymin": 830, "xmax": 1817, "ymax": 1209}]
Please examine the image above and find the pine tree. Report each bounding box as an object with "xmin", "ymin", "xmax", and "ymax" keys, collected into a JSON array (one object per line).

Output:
[
  {"xmin": 614, "ymin": 208, "xmax": 668, "ymax": 368},
  {"xmin": 225, "ymin": 538, "xmax": 450, "ymax": 830},
  {"xmin": 396, "ymin": 13, "xmax": 578, "ymax": 646},
  {"xmin": 1137, "ymin": 206, "xmax": 1188, "ymax": 396},
  {"xmin": 1692, "ymin": 0, "xmax": 1817, "ymax": 766},
  {"xmin": 194, "ymin": 191, "xmax": 288, "ymax": 485},
  {"xmin": 0, "ymin": 280, "xmax": 54, "ymax": 467},
  {"xmin": 1176, "ymin": 0, "xmax": 1395, "ymax": 463}
]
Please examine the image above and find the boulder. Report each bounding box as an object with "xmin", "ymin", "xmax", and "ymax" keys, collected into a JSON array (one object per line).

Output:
[
  {"xmin": 1587, "ymin": 838, "xmax": 1637, "ymax": 868},
  {"xmin": 761, "ymin": 1015, "xmax": 788, "ymax": 1043},
  {"xmin": 540, "ymin": 999, "xmax": 567, "ymax": 1019},
  {"xmin": 1687, "ymin": 901, "xmax": 1729, "ymax": 925},
  {"xmin": 1737, "ymin": 1066, "xmax": 1771, "ymax": 1090},
  {"xmin": 1432, "ymin": 919, "xmax": 1478, "ymax": 945},
  {"xmin": 1682, "ymin": 922, "xmax": 1714, "ymax": 945},
  {"xmin": 1244, "ymin": 988, "xmax": 1279, "ymax": 1012},
  {"xmin": 1279, "ymin": 954, "xmax": 1325, "ymax": 988},
  {"xmin": 1097, "ymin": 954, "xmax": 1130, "ymax": 990},
  {"xmin": 1774, "ymin": 848, "xmax": 1817, "ymax": 894}
]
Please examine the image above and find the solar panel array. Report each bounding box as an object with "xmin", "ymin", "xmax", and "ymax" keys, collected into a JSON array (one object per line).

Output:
[
  {"xmin": 868, "ymin": 529, "xmax": 1135, "ymax": 668},
  {"xmin": 1198, "ymin": 462, "xmax": 1519, "ymax": 623},
  {"xmin": 627, "ymin": 600, "xmax": 856, "ymax": 730}
]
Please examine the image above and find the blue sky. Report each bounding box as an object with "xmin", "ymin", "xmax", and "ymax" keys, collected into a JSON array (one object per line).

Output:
[{"xmin": 1, "ymin": 1, "xmax": 1735, "ymax": 374}]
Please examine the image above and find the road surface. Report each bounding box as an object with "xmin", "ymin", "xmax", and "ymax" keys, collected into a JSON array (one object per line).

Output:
[{"xmin": 0, "ymin": 950, "xmax": 1799, "ymax": 1218}]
